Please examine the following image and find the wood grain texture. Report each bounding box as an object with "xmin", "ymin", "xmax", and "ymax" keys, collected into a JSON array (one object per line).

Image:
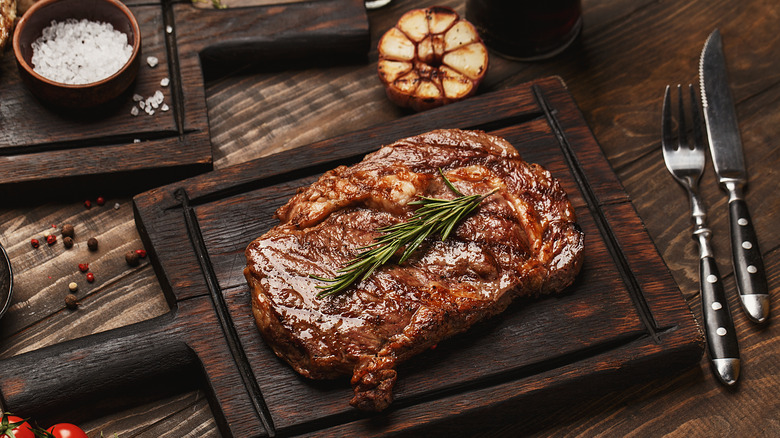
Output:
[
  {"xmin": 0, "ymin": 0, "xmax": 778, "ymax": 436},
  {"xmin": 127, "ymin": 77, "xmax": 697, "ymax": 436},
  {"xmin": 0, "ymin": 0, "xmax": 369, "ymax": 194},
  {"xmin": 0, "ymin": 78, "xmax": 702, "ymax": 437},
  {"xmin": 0, "ymin": 4, "xmax": 213, "ymax": 192}
]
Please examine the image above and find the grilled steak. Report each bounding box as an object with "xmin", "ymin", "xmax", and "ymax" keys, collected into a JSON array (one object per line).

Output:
[{"xmin": 244, "ymin": 129, "xmax": 584, "ymax": 411}]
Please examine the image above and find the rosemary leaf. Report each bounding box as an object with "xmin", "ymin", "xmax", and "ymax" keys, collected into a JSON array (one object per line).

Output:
[{"xmin": 312, "ymin": 171, "xmax": 497, "ymax": 298}]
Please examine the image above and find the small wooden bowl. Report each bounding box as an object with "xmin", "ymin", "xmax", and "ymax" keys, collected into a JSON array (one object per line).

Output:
[{"xmin": 12, "ymin": 0, "xmax": 141, "ymax": 109}]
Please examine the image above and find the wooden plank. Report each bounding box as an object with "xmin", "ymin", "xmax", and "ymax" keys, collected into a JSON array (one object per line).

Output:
[
  {"xmin": 0, "ymin": 0, "xmax": 369, "ymax": 193},
  {"xmin": 0, "ymin": 5, "xmax": 212, "ymax": 193},
  {"xmin": 0, "ymin": 0, "xmax": 777, "ymax": 436},
  {"xmin": 0, "ymin": 77, "xmax": 702, "ymax": 437},
  {"xmin": 132, "ymin": 77, "xmax": 701, "ymax": 436}
]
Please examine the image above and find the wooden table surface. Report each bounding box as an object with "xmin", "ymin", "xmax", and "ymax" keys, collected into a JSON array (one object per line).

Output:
[{"xmin": 1, "ymin": 0, "xmax": 778, "ymax": 436}]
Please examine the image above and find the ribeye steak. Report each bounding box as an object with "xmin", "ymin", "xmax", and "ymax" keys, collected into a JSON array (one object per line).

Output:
[{"xmin": 244, "ymin": 129, "xmax": 584, "ymax": 411}]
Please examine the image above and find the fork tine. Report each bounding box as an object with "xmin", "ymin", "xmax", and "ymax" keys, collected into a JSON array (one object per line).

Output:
[
  {"xmin": 662, "ymin": 85, "xmax": 673, "ymax": 150},
  {"xmin": 689, "ymin": 84, "xmax": 705, "ymax": 150},
  {"xmin": 676, "ymin": 84, "xmax": 687, "ymax": 150}
]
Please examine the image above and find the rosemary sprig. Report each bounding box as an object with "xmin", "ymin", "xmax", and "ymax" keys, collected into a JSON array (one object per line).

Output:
[{"xmin": 312, "ymin": 170, "xmax": 497, "ymax": 298}]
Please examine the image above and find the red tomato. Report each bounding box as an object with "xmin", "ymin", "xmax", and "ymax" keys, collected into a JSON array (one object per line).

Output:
[
  {"xmin": 46, "ymin": 424, "xmax": 88, "ymax": 438},
  {"xmin": 0, "ymin": 415, "xmax": 34, "ymax": 438}
]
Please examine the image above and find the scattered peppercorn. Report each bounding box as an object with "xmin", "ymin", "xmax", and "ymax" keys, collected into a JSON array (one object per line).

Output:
[
  {"xmin": 96, "ymin": 196, "xmax": 105, "ymax": 206},
  {"xmin": 87, "ymin": 237, "xmax": 99, "ymax": 251},
  {"xmin": 84, "ymin": 200, "xmax": 92, "ymax": 209},
  {"xmin": 46, "ymin": 235, "xmax": 57, "ymax": 245},
  {"xmin": 86, "ymin": 272, "xmax": 95, "ymax": 283},
  {"xmin": 78, "ymin": 263, "xmax": 89, "ymax": 272},
  {"xmin": 61, "ymin": 223, "xmax": 75, "ymax": 238},
  {"xmin": 135, "ymin": 249, "xmax": 147, "ymax": 258},
  {"xmin": 63, "ymin": 236, "xmax": 74, "ymax": 249},
  {"xmin": 65, "ymin": 294, "xmax": 79, "ymax": 309},
  {"xmin": 31, "ymin": 238, "xmax": 40, "ymax": 248},
  {"xmin": 68, "ymin": 282, "xmax": 78, "ymax": 292},
  {"xmin": 125, "ymin": 250, "xmax": 140, "ymax": 266}
]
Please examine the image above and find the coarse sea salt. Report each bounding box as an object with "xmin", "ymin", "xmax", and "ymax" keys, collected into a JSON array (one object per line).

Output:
[{"xmin": 31, "ymin": 19, "xmax": 133, "ymax": 85}]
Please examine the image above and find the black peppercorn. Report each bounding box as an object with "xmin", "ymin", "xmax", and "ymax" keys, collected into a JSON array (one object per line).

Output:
[
  {"xmin": 125, "ymin": 250, "xmax": 140, "ymax": 266},
  {"xmin": 87, "ymin": 237, "xmax": 98, "ymax": 251},
  {"xmin": 65, "ymin": 294, "xmax": 79, "ymax": 309},
  {"xmin": 61, "ymin": 223, "xmax": 75, "ymax": 238}
]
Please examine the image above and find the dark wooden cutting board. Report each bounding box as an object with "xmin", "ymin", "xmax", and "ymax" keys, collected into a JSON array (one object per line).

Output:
[
  {"xmin": 0, "ymin": 0, "xmax": 368, "ymax": 194},
  {"xmin": 0, "ymin": 77, "xmax": 704, "ymax": 437}
]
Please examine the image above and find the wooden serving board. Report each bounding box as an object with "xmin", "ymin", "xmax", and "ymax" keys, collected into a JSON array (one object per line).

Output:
[
  {"xmin": 0, "ymin": 77, "xmax": 704, "ymax": 437},
  {"xmin": 0, "ymin": 0, "xmax": 368, "ymax": 194}
]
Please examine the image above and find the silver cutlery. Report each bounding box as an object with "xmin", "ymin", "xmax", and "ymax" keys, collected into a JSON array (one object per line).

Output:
[
  {"xmin": 662, "ymin": 84, "xmax": 740, "ymax": 386},
  {"xmin": 700, "ymin": 29, "xmax": 769, "ymax": 324}
]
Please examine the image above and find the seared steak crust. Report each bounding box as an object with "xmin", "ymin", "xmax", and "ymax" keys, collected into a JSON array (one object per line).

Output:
[{"xmin": 244, "ymin": 129, "xmax": 584, "ymax": 411}]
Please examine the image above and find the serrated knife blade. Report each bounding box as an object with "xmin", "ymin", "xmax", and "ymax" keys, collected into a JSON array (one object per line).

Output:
[{"xmin": 699, "ymin": 29, "xmax": 770, "ymax": 324}]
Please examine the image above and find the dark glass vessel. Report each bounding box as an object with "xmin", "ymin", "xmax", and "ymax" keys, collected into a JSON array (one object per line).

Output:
[{"xmin": 466, "ymin": 0, "xmax": 582, "ymax": 61}]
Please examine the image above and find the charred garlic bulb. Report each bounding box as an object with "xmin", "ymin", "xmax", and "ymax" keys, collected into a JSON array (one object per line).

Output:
[{"xmin": 377, "ymin": 6, "xmax": 489, "ymax": 111}]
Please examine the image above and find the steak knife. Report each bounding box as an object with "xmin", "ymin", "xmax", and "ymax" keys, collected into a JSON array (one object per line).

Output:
[{"xmin": 699, "ymin": 29, "xmax": 770, "ymax": 324}]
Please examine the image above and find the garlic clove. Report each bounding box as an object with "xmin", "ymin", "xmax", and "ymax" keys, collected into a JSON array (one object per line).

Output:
[
  {"xmin": 442, "ymin": 43, "xmax": 489, "ymax": 80},
  {"xmin": 426, "ymin": 6, "xmax": 459, "ymax": 34},
  {"xmin": 444, "ymin": 20, "xmax": 481, "ymax": 51},
  {"xmin": 440, "ymin": 65, "xmax": 474, "ymax": 100},
  {"xmin": 378, "ymin": 27, "xmax": 415, "ymax": 61},
  {"xmin": 396, "ymin": 8, "xmax": 429, "ymax": 42}
]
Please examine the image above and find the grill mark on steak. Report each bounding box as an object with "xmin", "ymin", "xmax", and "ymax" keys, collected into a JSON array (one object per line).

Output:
[{"xmin": 244, "ymin": 129, "xmax": 584, "ymax": 411}]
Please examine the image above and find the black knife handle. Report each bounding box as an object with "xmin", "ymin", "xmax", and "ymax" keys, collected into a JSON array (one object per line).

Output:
[
  {"xmin": 700, "ymin": 256, "xmax": 740, "ymax": 361},
  {"xmin": 729, "ymin": 198, "xmax": 770, "ymax": 323}
]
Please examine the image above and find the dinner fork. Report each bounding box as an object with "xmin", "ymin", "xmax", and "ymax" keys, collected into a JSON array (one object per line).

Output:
[{"xmin": 661, "ymin": 84, "xmax": 740, "ymax": 386}]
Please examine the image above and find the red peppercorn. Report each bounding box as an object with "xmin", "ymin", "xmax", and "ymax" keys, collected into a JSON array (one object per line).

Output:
[
  {"xmin": 86, "ymin": 272, "xmax": 95, "ymax": 283},
  {"xmin": 135, "ymin": 249, "xmax": 147, "ymax": 258},
  {"xmin": 84, "ymin": 200, "xmax": 92, "ymax": 209},
  {"xmin": 31, "ymin": 238, "xmax": 40, "ymax": 248},
  {"xmin": 46, "ymin": 235, "xmax": 57, "ymax": 245},
  {"xmin": 78, "ymin": 263, "xmax": 89, "ymax": 272},
  {"xmin": 96, "ymin": 196, "xmax": 105, "ymax": 206}
]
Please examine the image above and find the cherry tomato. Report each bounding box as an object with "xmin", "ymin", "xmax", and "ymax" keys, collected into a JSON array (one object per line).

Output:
[
  {"xmin": 0, "ymin": 415, "xmax": 34, "ymax": 438},
  {"xmin": 46, "ymin": 424, "xmax": 88, "ymax": 438}
]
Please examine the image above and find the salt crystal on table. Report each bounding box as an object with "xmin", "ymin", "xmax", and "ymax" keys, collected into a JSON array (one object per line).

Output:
[
  {"xmin": 166, "ymin": 25, "xmax": 173, "ymax": 34},
  {"xmin": 133, "ymin": 94, "xmax": 143, "ymax": 101},
  {"xmin": 160, "ymin": 77, "xmax": 169, "ymax": 87},
  {"xmin": 161, "ymin": 104, "xmax": 169, "ymax": 112},
  {"xmin": 130, "ymin": 106, "xmax": 139, "ymax": 116},
  {"xmin": 147, "ymin": 56, "xmax": 159, "ymax": 68}
]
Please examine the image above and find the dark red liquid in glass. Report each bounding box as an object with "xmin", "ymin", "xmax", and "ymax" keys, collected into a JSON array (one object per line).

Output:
[{"xmin": 466, "ymin": 0, "xmax": 582, "ymax": 60}]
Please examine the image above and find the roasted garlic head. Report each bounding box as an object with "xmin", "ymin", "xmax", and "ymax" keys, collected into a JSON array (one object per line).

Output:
[{"xmin": 377, "ymin": 6, "xmax": 488, "ymax": 112}]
